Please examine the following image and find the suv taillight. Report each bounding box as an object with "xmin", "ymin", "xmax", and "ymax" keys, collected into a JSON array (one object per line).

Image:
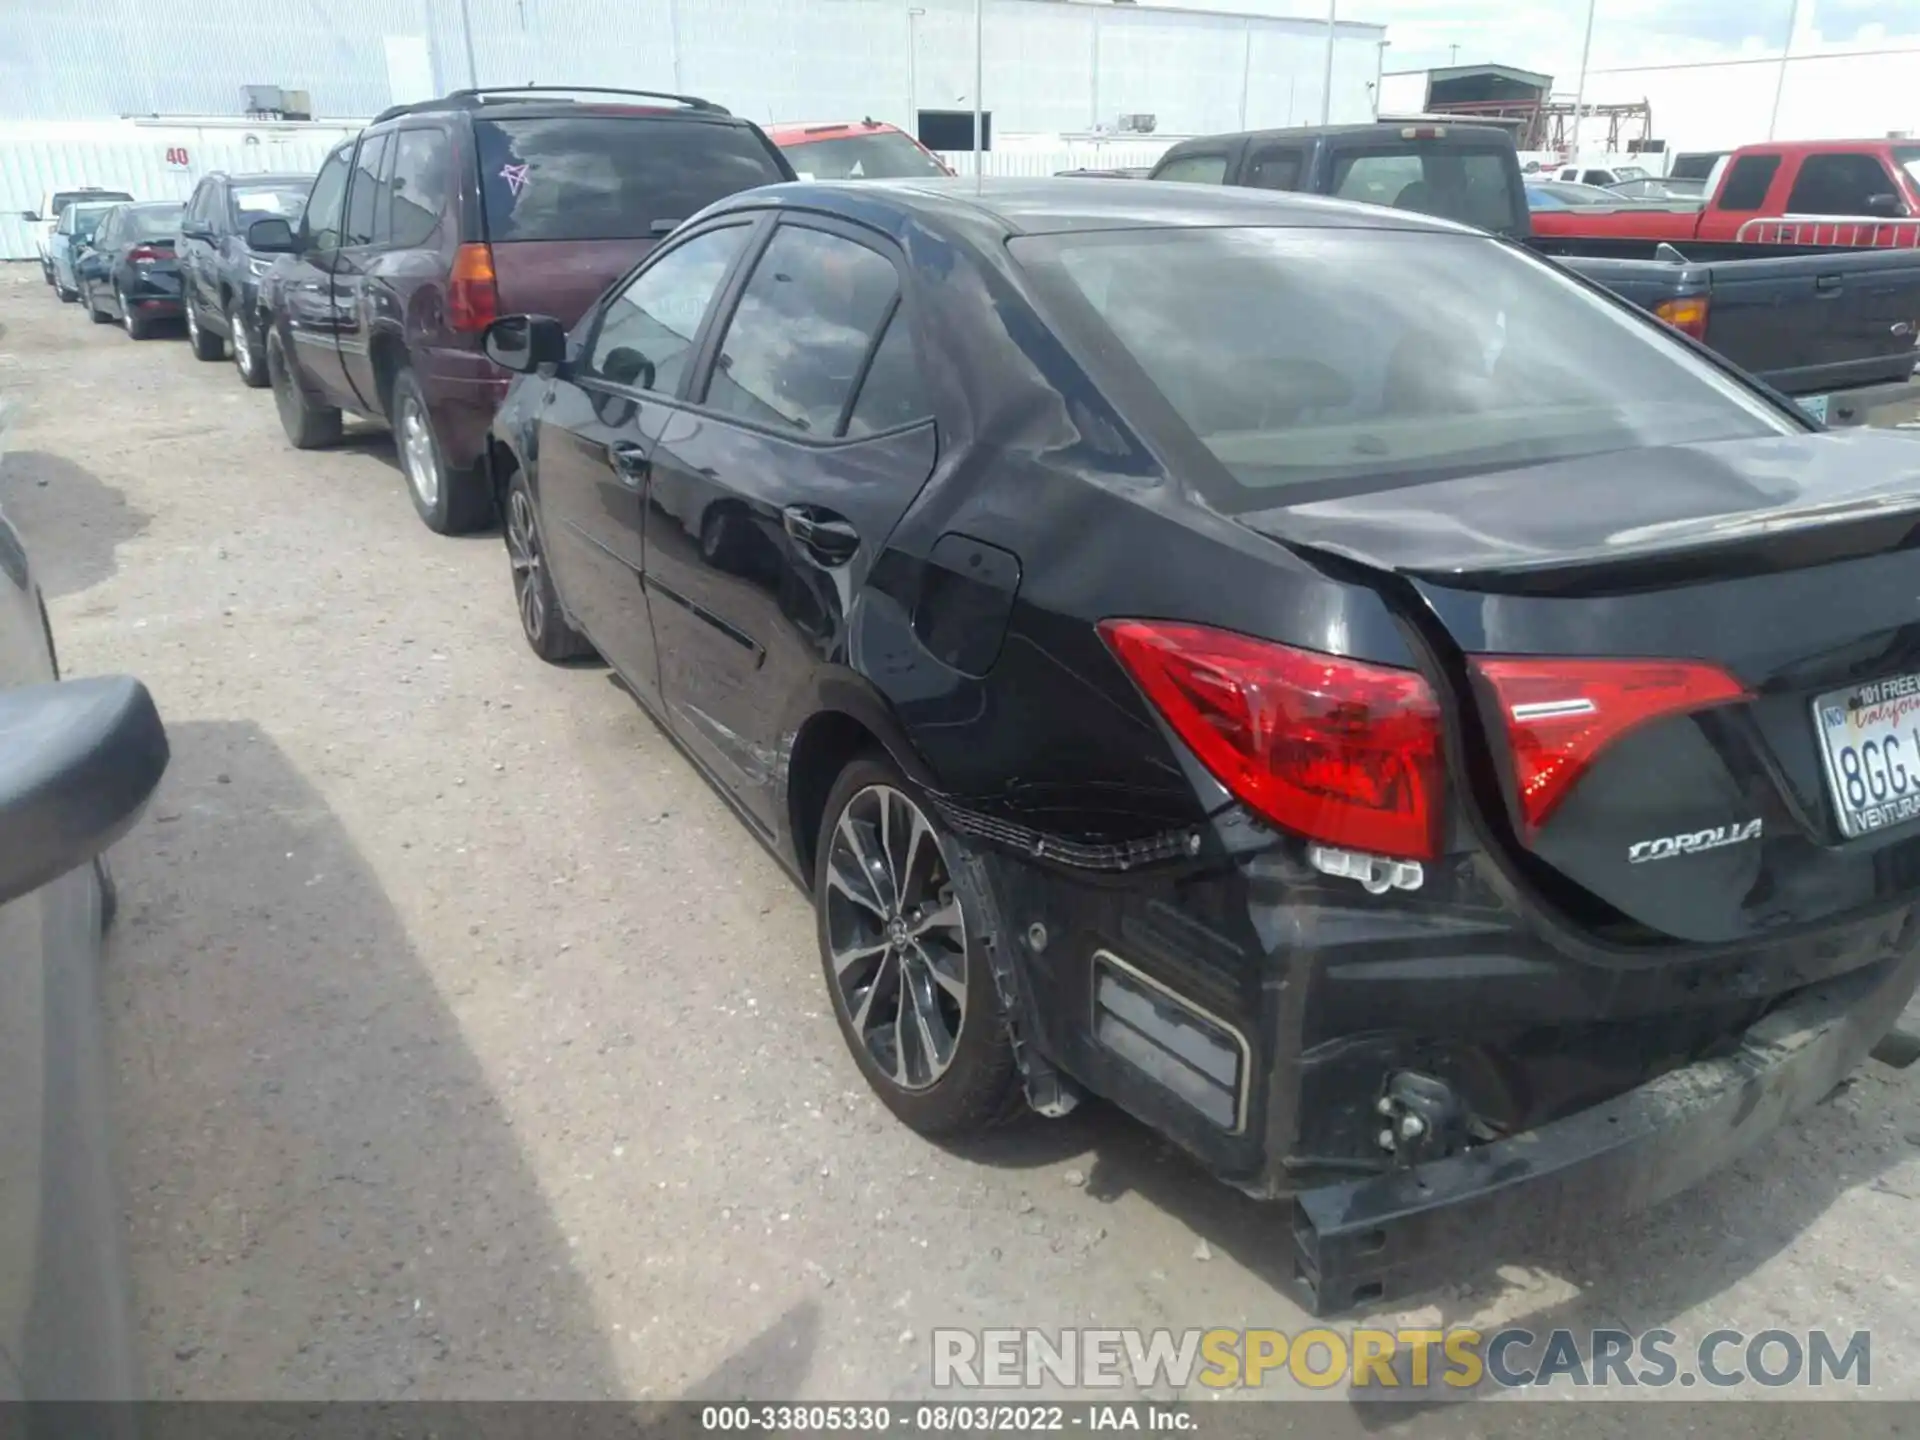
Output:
[
  {"xmin": 1100, "ymin": 620, "xmax": 1444, "ymax": 860},
  {"xmin": 448, "ymin": 243, "xmax": 499, "ymax": 333},
  {"xmin": 1471, "ymin": 657, "xmax": 1747, "ymax": 833}
]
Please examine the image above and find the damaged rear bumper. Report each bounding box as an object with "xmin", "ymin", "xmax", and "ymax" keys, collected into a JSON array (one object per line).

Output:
[{"xmin": 1290, "ymin": 943, "xmax": 1920, "ymax": 1314}]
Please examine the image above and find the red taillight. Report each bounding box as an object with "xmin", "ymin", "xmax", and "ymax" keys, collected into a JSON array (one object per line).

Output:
[
  {"xmin": 1100, "ymin": 620, "xmax": 1444, "ymax": 861},
  {"xmin": 128, "ymin": 244, "xmax": 167, "ymax": 263},
  {"xmin": 448, "ymin": 243, "xmax": 499, "ymax": 333},
  {"xmin": 1472, "ymin": 657, "xmax": 1747, "ymax": 833},
  {"xmin": 1654, "ymin": 295, "xmax": 1710, "ymax": 340}
]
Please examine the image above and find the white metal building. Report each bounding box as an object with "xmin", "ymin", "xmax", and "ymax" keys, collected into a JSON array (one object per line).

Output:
[{"xmin": 2, "ymin": 0, "xmax": 1384, "ymax": 137}]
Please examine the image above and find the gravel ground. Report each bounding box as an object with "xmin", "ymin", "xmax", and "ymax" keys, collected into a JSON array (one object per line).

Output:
[{"xmin": 3, "ymin": 264, "xmax": 1920, "ymax": 1422}]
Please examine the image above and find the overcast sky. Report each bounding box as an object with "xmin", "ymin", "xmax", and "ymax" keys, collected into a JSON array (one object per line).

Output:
[{"xmin": 1354, "ymin": 0, "xmax": 1920, "ymax": 84}]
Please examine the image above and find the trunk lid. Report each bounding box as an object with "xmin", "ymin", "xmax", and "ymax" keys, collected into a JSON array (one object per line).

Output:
[{"xmin": 1238, "ymin": 429, "xmax": 1920, "ymax": 945}]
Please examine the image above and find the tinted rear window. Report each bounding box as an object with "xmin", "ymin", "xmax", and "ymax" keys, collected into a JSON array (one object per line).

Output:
[
  {"xmin": 124, "ymin": 206, "xmax": 183, "ymax": 239},
  {"xmin": 474, "ymin": 116, "xmax": 788, "ymax": 242},
  {"xmin": 1326, "ymin": 147, "xmax": 1521, "ymax": 234},
  {"xmin": 1013, "ymin": 227, "xmax": 1790, "ymax": 503},
  {"xmin": 784, "ymin": 131, "xmax": 945, "ymax": 180}
]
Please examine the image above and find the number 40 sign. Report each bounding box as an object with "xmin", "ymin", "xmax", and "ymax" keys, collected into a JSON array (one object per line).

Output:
[{"xmin": 164, "ymin": 146, "xmax": 190, "ymax": 168}]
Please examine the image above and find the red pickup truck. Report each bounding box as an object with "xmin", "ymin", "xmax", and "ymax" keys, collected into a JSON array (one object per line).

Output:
[{"xmin": 1531, "ymin": 139, "xmax": 1920, "ymax": 247}]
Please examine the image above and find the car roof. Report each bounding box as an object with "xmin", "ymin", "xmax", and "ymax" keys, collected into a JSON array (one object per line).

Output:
[
  {"xmin": 120, "ymin": 201, "xmax": 183, "ymax": 214},
  {"xmin": 1736, "ymin": 138, "xmax": 1904, "ymax": 156},
  {"xmin": 369, "ymin": 87, "xmax": 738, "ymax": 127},
  {"xmin": 216, "ymin": 172, "xmax": 314, "ymax": 186},
  {"xmin": 1163, "ymin": 122, "xmax": 1518, "ymax": 151},
  {"xmin": 715, "ymin": 175, "xmax": 1478, "ymax": 238}
]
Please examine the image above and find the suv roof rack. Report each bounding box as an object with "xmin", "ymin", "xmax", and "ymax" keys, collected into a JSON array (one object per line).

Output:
[{"xmin": 372, "ymin": 85, "xmax": 730, "ymax": 125}]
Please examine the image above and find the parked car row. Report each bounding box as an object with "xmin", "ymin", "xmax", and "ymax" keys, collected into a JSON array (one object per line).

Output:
[{"xmin": 38, "ymin": 91, "xmax": 1920, "ymax": 1315}]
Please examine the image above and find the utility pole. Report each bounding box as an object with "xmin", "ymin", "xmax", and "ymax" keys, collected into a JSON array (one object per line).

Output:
[
  {"xmin": 1319, "ymin": 0, "xmax": 1337, "ymax": 125},
  {"xmin": 1768, "ymin": 0, "xmax": 1803, "ymax": 140},
  {"xmin": 973, "ymin": 0, "xmax": 985, "ymax": 179},
  {"xmin": 458, "ymin": 0, "xmax": 479, "ymax": 86},
  {"xmin": 1568, "ymin": 0, "xmax": 1597, "ymax": 160}
]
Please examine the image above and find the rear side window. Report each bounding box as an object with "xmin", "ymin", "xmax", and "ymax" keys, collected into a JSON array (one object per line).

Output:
[
  {"xmin": 1716, "ymin": 155, "xmax": 1780, "ymax": 211},
  {"xmin": 474, "ymin": 117, "xmax": 788, "ymax": 242},
  {"xmin": 344, "ymin": 134, "xmax": 389, "ymax": 246},
  {"xmin": 1155, "ymin": 154, "xmax": 1228, "ymax": 185},
  {"xmin": 385, "ymin": 128, "xmax": 451, "ymax": 247},
  {"xmin": 1244, "ymin": 148, "xmax": 1304, "ymax": 192},
  {"xmin": 844, "ymin": 309, "xmax": 932, "ymax": 438},
  {"xmin": 1786, "ymin": 153, "xmax": 1901, "ymax": 214},
  {"xmin": 704, "ymin": 225, "xmax": 899, "ymax": 437},
  {"xmin": 588, "ymin": 224, "xmax": 749, "ymax": 393}
]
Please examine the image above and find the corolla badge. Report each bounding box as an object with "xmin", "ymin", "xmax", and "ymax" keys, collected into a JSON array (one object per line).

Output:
[{"xmin": 1628, "ymin": 819, "xmax": 1763, "ymax": 865}]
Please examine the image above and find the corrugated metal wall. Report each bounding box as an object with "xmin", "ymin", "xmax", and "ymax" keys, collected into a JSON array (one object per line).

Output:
[{"xmin": 1, "ymin": 0, "xmax": 1383, "ymax": 133}]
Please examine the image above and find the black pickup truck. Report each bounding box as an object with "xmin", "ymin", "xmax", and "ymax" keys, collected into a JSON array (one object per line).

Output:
[{"xmin": 1148, "ymin": 123, "xmax": 1920, "ymax": 425}]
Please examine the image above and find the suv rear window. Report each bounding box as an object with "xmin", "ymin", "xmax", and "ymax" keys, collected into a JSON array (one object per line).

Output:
[
  {"xmin": 784, "ymin": 131, "xmax": 945, "ymax": 180},
  {"xmin": 1327, "ymin": 147, "xmax": 1521, "ymax": 234},
  {"xmin": 1014, "ymin": 227, "xmax": 1790, "ymax": 503},
  {"xmin": 474, "ymin": 116, "xmax": 789, "ymax": 242}
]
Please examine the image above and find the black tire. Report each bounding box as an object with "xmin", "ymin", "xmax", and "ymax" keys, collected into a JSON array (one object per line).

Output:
[
  {"xmin": 229, "ymin": 299, "xmax": 268, "ymax": 387},
  {"xmin": 391, "ymin": 366, "xmax": 493, "ymax": 535},
  {"xmin": 185, "ymin": 296, "xmax": 223, "ymax": 360},
  {"xmin": 503, "ymin": 467, "xmax": 594, "ymax": 663},
  {"xmin": 814, "ymin": 754, "xmax": 1022, "ymax": 1138},
  {"xmin": 86, "ymin": 283, "xmax": 112, "ymax": 324},
  {"xmin": 120, "ymin": 288, "xmax": 153, "ymax": 341},
  {"xmin": 41, "ymin": 259, "xmax": 54, "ymax": 287},
  {"xmin": 267, "ymin": 328, "xmax": 343, "ymax": 449},
  {"xmin": 55, "ymin": 274, "xmax": 78, "ymax": 303},
  {"xmin": 94, "ymin": 856, "xmax": 119, "ymax": 933}
]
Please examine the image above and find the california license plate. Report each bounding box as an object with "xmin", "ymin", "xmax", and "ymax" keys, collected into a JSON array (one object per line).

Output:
[
  {"xmin": 1815, "ymin": 673, "xmax": 1920, "ymax": 837},
  {"xmin": 1800, "ymin": 392, "xmax": 1831, "ymax": 424}
]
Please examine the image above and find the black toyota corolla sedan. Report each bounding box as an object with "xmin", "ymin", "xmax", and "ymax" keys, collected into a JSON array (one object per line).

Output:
[{"xmin": 481, "ymin": 177, "xmax": 1920, "ymax": 1311}]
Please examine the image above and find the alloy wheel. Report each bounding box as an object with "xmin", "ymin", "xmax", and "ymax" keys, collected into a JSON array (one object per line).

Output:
[
  {"xmin": 823, "ymin": 784, "xmax": 968, "ymax": 1092},
  {"xmin": 505, "ymin": 488, "xmax": 547, "ymax": 643},
  {"xmin": 399, "ymin": 395, "xmax": 440, "ymax": 510}
]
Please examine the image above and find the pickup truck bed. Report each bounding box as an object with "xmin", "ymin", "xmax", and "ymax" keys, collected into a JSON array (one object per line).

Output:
[{"xmin": 1536, "ymin": 239, "xmax": 1920, "ymax": 410}]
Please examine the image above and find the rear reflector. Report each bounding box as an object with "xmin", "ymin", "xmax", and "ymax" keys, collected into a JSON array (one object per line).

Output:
[
  {"xmin": 448, "ymin": 243, "xmax": 499, "ymax": 333},
  {"xmin": 1100, "ymin": 620, "xmax": 1443, "ymax": 860},
  {"xmin": 1654, "ymin": 295, "xmax": 1710, "ymax": 340},
  {"xmin": 1472, "ymin": 657, "xmax": 1747, "ymax": 833}
]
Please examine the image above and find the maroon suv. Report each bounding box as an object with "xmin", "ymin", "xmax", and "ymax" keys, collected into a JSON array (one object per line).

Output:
[{"xmin": 249, "ymin": 86, "xmax": 795, "ymax": 533}]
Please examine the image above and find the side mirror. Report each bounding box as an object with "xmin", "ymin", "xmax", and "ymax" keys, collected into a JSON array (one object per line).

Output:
[
  {"xmin": 180, "ymin": 223, "xmax": 214, "ymax": 241},
  {"xmin": 246, "ymin": 217, "xmax": 296, "ymax": 253},
  {"xmin": 19, "ymin": 210, "xmax": 39, "ymax": 222},
  {"xmin": 483, "ymin": 314, "xmax": 568, "ymax": 374},
  {"xmin": 0, "ymin": 677, "xmax": 168, "ymax": 909},
  {"xmin": 1864, "ymin": 192, "xmax": 1909, "ymax": 219}
]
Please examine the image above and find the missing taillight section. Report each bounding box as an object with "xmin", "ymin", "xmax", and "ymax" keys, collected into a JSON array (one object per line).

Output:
[
  {"xmin": 1099, "ymin": 620, "xmax": 1443, "ymax": 860},
  {"xmin": 1472, "ymin": 656, "xmax": 1747, "ymax": 833}
]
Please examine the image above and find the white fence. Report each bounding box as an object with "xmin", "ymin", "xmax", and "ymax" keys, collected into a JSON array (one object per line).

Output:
[{"xmin": 1, "ymin": 137, "xmax": 340, "ymax": 259}]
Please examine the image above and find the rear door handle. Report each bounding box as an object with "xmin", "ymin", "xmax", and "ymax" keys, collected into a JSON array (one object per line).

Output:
[
  {"xmin": 782, "ymin": 505, "xmax": 860, "ymax": 566},
  {"xmin": 608, "ymin": 440, "xmax": 650, "ymax": 487}
]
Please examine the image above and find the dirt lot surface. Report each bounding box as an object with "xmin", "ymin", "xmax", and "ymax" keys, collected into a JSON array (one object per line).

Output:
[{"xmin": 3, "ymin": 265, "xmax": 1919, "ymax": 1425}]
